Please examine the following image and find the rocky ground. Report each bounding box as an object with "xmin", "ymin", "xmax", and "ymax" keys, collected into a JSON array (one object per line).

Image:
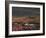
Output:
[{"xmin": 12, "ymin": 16, "xmax": 40, "ymax": 31}]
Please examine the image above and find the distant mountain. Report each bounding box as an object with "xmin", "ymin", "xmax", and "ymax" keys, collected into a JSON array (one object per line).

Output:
[{"xmin": 12, "ymin": 16, "xmax": 40, "ymax": 24}]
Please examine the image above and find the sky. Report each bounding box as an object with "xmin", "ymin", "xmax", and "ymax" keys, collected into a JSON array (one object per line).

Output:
[{"xmin": 12, "ymin": 7, "xmax": 40, "ymax": 16}]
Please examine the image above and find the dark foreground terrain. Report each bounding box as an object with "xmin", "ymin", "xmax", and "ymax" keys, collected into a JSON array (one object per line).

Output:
[{"xmin": 12, "ymin": 16, "xmax": 40, "ymax": 31}]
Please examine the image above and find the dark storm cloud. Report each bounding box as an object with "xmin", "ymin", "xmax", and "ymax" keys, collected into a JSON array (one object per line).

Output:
[{"xmin": 12, "ymin": 7, "xmax": 40, "ymax": 16}]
